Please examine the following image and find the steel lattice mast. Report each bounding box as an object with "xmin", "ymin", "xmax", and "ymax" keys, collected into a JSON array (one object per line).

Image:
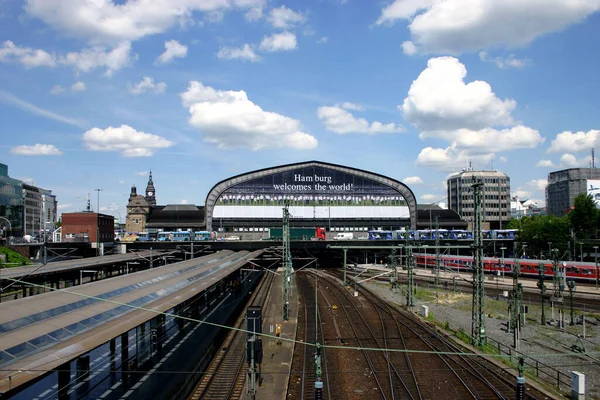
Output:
[
  {"xmin": 434, "ymin": 214, "xmax": 441, "ymax": 286},
  {"xmin": 471, "ymin": 178, "xmax": 486, "ymax": 346},
  {"xmin": 406, "ymin": 246, "xmax": 415, "ymax": 307},
  {"xmin": 282, "ymin": 203, "xmax": 292, "ymax": 321}
]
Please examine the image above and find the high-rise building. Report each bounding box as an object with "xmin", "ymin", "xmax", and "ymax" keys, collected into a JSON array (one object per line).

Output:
[
  {"xmin": 0, "ymin": 163, "xmax": 23, "ymax": 238},
  {"xmin": 546, "ymin": 168, "xmax": 600, "ymax": 216},
  {"xmin": 447, "ymin": 169, "xmax": 511, "ymax": 230},
  {"xmin": 23, "ymin": 183, "xmax": 43, "ymax": 237}
]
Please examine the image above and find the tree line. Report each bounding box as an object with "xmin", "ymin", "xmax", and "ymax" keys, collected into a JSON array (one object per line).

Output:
[{"xmin": 506, "ymin": 193, "xmax": 600, "ymax": 261}]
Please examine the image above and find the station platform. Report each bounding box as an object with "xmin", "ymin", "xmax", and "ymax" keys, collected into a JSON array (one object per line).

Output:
[{"xmin": 243, "ymin": 271, "xmax": 298, "ymax": 400}]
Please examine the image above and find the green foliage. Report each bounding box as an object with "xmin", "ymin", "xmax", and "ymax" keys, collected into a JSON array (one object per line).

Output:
[
  {"xmin": 569, "ymin": 193, "xmax": 598, "ymax": 240},
  {"xmin": 515, "ymin": 215, "xmax": 571, "ymax": 257},
  {"xmin": 0, "ymin": 247, "xmax": 31, "ymax": 267}
]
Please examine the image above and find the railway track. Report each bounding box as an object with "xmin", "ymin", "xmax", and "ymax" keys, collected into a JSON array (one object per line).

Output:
[
  {"xmin": 288, "ymin": 273, "xmax": 331, "ymax": 400},
  {"xmin": 321, "ymin": 269, "xmax": 550, "ymax": 399},
  {"xmin": 187, "ymin": 271, "xmax": 273, "ymax": 400},
  {"xmin": 311, "ymin": 270, "xmax": 425, "ymax": 399}
]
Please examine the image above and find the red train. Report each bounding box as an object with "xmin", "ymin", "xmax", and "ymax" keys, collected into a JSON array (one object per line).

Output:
[{"xmin": 413, "ymin": 253, "xmax": 599, "ymax": 283}]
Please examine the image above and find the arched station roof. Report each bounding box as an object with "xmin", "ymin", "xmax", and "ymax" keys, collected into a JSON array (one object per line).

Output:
[{"xmin": 204, "ymin": 160, "xmax": 418, "ymax": 231}]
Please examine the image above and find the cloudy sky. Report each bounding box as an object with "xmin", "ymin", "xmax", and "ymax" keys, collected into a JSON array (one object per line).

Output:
[{"xmin": 1, "ymin": 0, "xmax": 600, "ymax": 220}]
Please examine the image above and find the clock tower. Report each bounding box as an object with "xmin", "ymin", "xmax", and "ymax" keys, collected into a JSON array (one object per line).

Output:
[{"xmin": 145, "ymin": 171, "xmax": 156, "ymax": 207}]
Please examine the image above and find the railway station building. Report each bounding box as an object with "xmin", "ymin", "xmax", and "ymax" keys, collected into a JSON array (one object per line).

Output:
[{"xmin": 126, "ymin": 161, "xmax": 466, "ymax": 238}]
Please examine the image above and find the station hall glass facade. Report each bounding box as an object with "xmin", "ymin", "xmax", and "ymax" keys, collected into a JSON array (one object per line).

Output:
[{"xmin": 205, "ymin": 161, "xmax": 418, "ymax": 235}]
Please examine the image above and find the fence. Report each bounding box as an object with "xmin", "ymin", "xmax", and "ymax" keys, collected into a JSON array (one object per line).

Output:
[{"xmin": 486, "ymin": 336, "xmax": 571, "ymax": 392}]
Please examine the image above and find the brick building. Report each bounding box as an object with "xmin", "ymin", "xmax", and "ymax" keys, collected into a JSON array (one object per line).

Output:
[{"xmin": 62, "ymin": 212, "xmax": 114, "ymax": 243}]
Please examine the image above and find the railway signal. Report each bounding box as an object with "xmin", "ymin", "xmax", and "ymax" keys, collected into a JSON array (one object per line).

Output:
[
  {"xmin": 567, "ymin": 280, "xmax": 576, "ymax": 325},
  {"xmin": 537, "ymin": 266, "xmax": 547, "ymax": 326}
]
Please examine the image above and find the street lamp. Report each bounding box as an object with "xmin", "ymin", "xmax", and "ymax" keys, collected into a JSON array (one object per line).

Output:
[
  {"xmin": 0, "ymin": 217, "xmax": 12, "ymax": 243},
  {"xmin": 594, "ymin": 246, "xmax": 599, "ymax": 290}
]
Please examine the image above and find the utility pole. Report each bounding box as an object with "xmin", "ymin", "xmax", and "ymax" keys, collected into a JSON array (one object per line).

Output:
[
  {"xmin": 434, "ymin": 214, "xmax": 441, "ymax": 286},
  {"xmin": 471, "ymin": 178, "xmax": 486, "ymax": 347},
  {"xmin": 282, "ymin": 203, "xmax": 292, "ymax": 321},
  {"xmin": 406, "ymin": 246, "xmax": 414, "ymax": 307}
]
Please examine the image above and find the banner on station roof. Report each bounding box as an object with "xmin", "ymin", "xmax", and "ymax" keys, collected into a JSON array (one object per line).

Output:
[{"xmin": 216, "ymin": 166, "xmax": 407, "ymax": 207}]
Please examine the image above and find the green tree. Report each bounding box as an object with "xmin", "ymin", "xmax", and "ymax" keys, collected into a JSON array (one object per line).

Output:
[
  {"xmin": 569, "ymin": 193, "xmax": 598, "ymax": 240},
  {"xmin": 515, "ymin": 215, "xmax": 571, "ymax": 258}
]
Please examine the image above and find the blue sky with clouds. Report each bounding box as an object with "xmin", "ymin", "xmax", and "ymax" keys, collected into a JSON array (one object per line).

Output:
[{"xmin": 1, "ymin": 0, "xmax": 600, "ymax": 220}]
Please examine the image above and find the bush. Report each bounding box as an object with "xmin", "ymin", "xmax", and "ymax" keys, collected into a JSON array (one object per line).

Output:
[{"xmin": 0, "ymin": 247, "xmax": 32, "ymax": 267}]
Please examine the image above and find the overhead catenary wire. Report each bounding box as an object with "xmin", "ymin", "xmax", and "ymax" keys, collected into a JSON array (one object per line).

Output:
[{"xmin": 2, "ymin": 276, "xmax": 599, "ymax": 362}]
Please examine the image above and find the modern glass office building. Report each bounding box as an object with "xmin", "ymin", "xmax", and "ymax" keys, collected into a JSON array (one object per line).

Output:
[{"xmin": 0, "ymin": 163, "xmax": 23, "ymax": 238}]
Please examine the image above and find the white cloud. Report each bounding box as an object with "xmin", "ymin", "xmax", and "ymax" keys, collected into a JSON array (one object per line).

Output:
[
  {"xmin": 128, "ymin": 77, "xmax": 167, "ymax": 95},
  {"xmin": 452, "ymin": 126, "xmax": 543, "ymax": 154},
  {"xmin": 402, "ymin": 57, "xmax": 543, "ymax": 166},
  {"xmin": 51, "ymin": 82, "xmax": 86, "ymax": 94},
  {"xmin": 134, "ymin": 171, "xmax": 148, "ymax": 176},
  {"xmin": 559, "ymin": 153, "xmax": 591, "ymax": 168},
  {"xmin": 415, "ymin": 145, "xmax": 494, "ymax": 171},
  {"xmin": 403, "ymin": 176, "xmax": 423, "ymax": 185},
  {"xmin": 217, "ymin": 44, "xmax": 261, "ymax": 62},
  {"xmin": 181, "ymin": 81, "xmax": 317, "ymax": 150},
  {"xmin": 61, "ymin": 42, "xmax": 134, "ymax": 75},
  {"xmin": 259, "ymin": 32, "xmax": 297, "ymax": 52},
  {"xmin": 267, "ymin": 5, "xmax": 306, "ymax": 29},
  {"xmin": 341, "ymin": 102, "xmax": 364, "ymax": 111},
  {"xmin": 499, "ymin": 156, "xmax": 507, "ymax": 163},
  {"xmin": 402, "ymin": 57, "xmax": 516, "ymax": 133},
  {"xmin": 245, "ymin": 7, "xmax": 263, "ymax": 22},
  {"xmin": 180, "ymin": 199, "xmax": 189, "ymax": 204},
  {"xmin": 317, "ymin": 36, "xmax": 328, "ymax": 44},
  {"xmin": 10, "ymin": 143, "xmax": 63, "ymax": 156},
  {"xmin": 83, "ymin": 125, "xmax": 174, "ymax": 157},
  {"xmin": 0, "ymin": 90, "xmax": 85, "ymax": 127},
  {"xmin": 57, "ymin": 203, "xmax": 72, "ymax": 210},
  {"xmin": 317, "ymin": 105, "xmax": 403, "ymax": 135},
  {"xmin": 402, "ymin": 41, "xmax": 417, "ymax": 55},
  {"xmin": 420, "ymin": 194, "xmax": 438, "ymax": 202},
  {"xmin": 537, "ymin": 159, "xmax": 555, "ymax": 168},
  {"xmin": 513, "ymin": 189, "xmax": 531, "ymax": 199},
  {"xmin": 25, "ymin": 0, "xmax": 266, "ymax": 45},
  {"xmin": 118, "ymin": 180, "xmax": 126, "ymax": 185},
  {"xmin": 50, "ymin": 85, "xmax": 65, "ymax": 95},
  {"xmin": 156, "ymin": 39, "xmax": 188, "ymax": 65},
  {"xmin": 71, "ymin": 81, "xmax": 86, "ymax": 92},
  {"xmin": 528, "ymin": 179, "xmax": 548, "ymax": 191},
  {"xmin": 375, "ymin": 0, "xmax": 600, "ymax": 54},
  {"xmin": 547, "ymin": 130, "xmax": 600, "ymax": 153},
  {"xmin": 479, "ymin": 51, "xmax": 530, "ymax": 69},
  {"xmin": 0, "ymin": 40, "xmax": 133, "ymax": 75},
  {"xmin": 0, "ymin": 40, "xmax": 57, "ymax": 67}
]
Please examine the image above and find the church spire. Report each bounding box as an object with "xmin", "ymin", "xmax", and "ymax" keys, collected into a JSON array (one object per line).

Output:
[{"xmin": 145, "ymin": 170, "xmax": 156, "ymax": 206}]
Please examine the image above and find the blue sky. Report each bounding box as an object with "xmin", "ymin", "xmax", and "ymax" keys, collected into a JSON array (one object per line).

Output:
[{"xmin": 1, "ymin": 0, "xmax": 600, "ymax": 221}]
